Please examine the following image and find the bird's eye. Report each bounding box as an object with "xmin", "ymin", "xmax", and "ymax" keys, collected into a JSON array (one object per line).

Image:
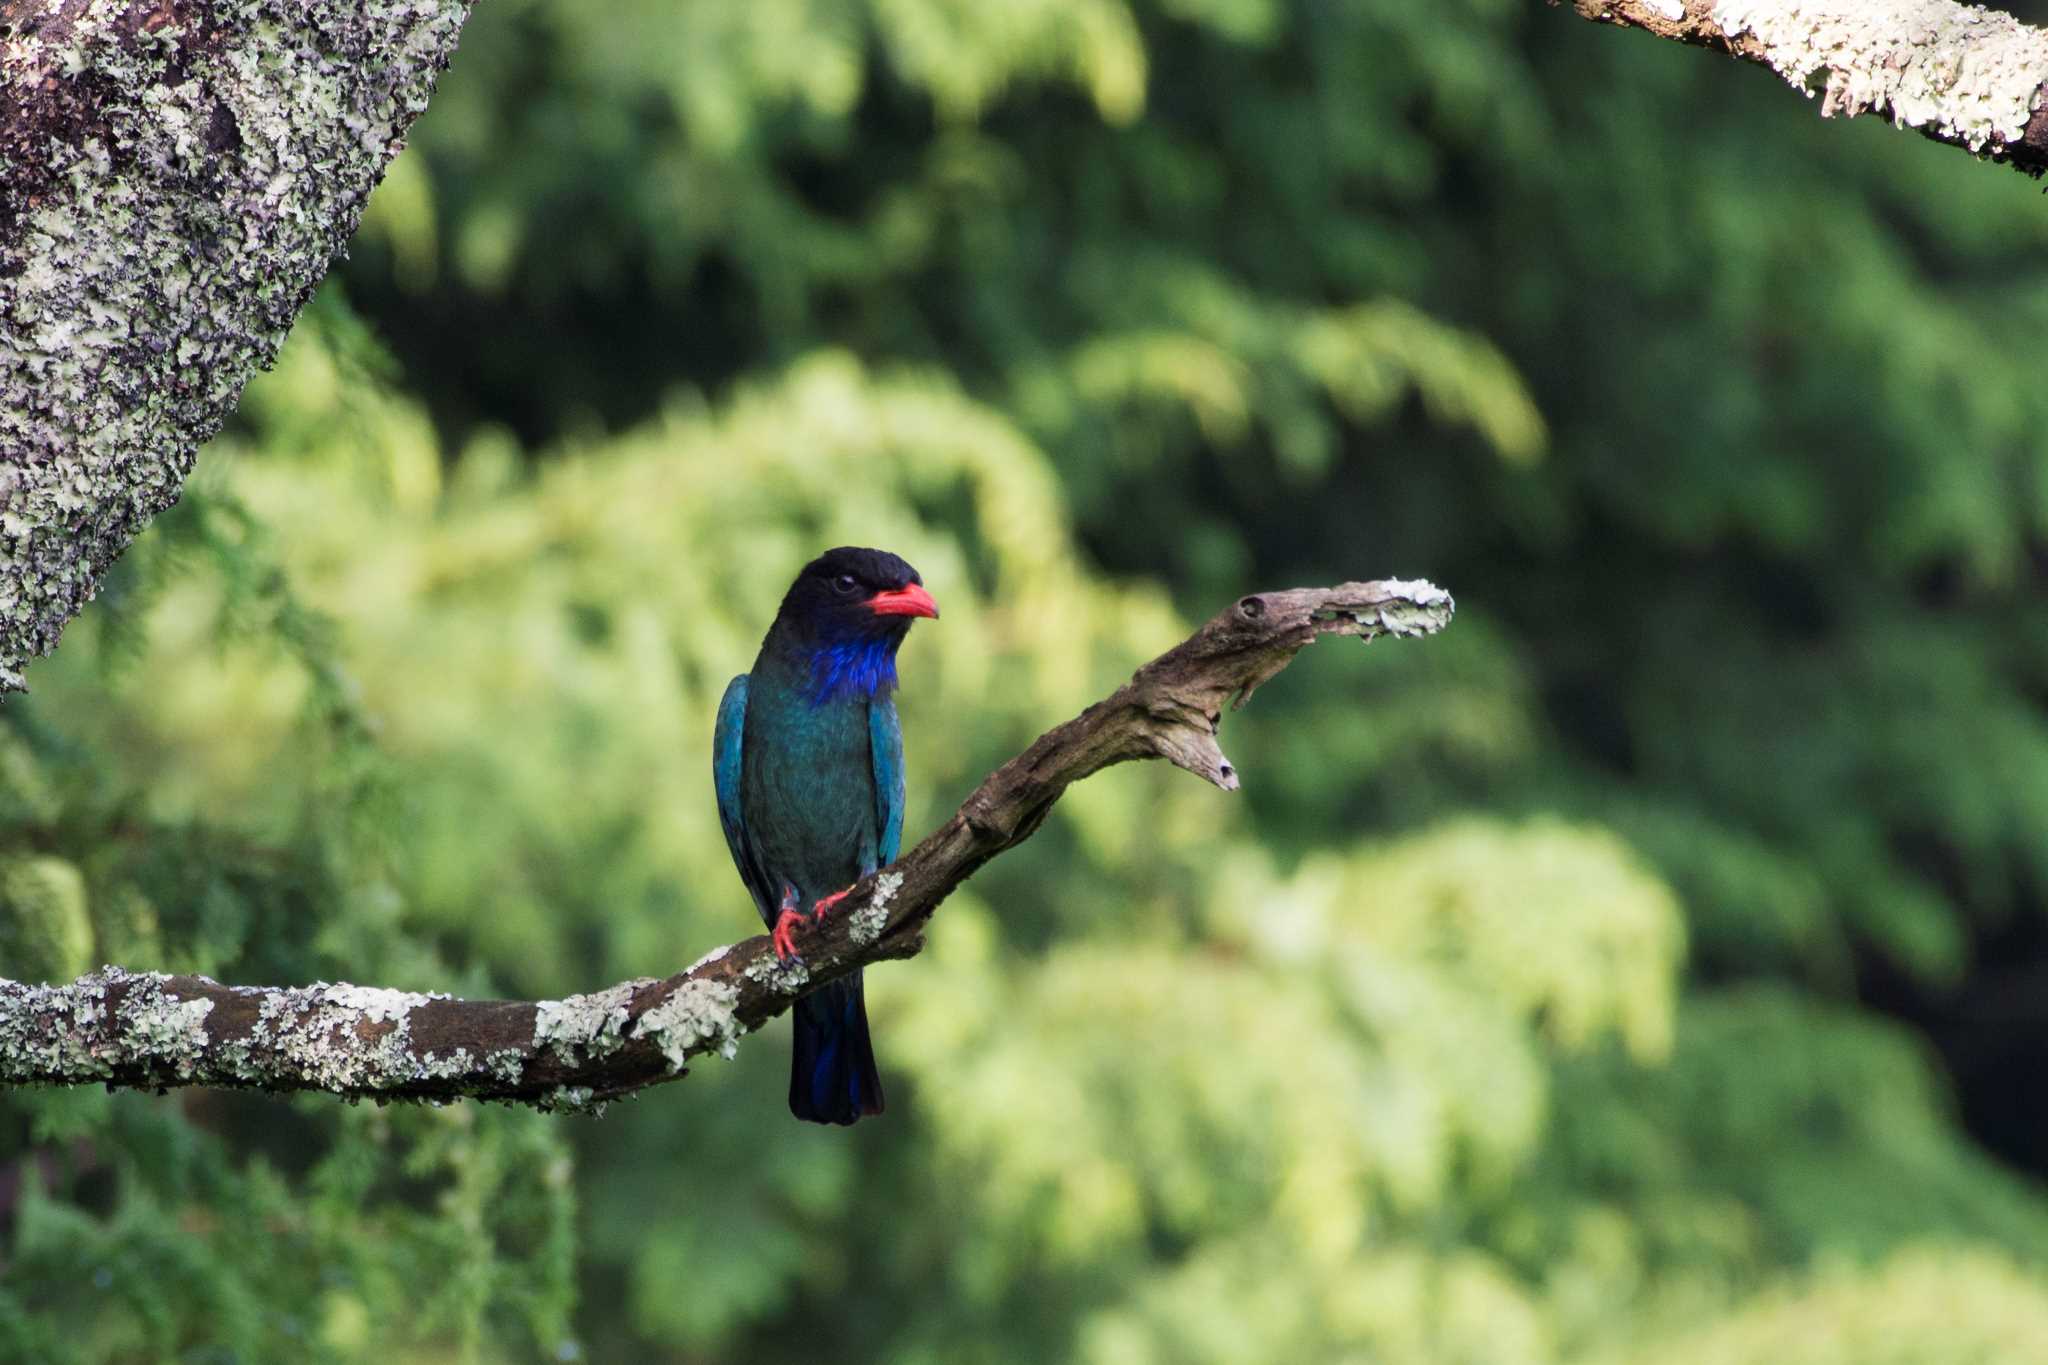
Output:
[{"xmin": 832, "ymin": 574, "xmax": 859, "ymax": 595}]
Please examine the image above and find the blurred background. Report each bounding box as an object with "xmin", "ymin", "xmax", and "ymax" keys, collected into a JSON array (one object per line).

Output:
[{"xmin": 6, "ymin": 0, "xmax": 2048, "ymax": 1359}]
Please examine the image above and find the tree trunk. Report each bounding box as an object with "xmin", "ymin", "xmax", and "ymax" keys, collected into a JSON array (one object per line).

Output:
[{"xmin": 0, "ymin": 0, "xmax": 473, "ymax": 690}]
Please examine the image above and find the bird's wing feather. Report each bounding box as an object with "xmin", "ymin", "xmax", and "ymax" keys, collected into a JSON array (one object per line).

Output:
[
  {"xmin": 714, "ymin": 674, "xmax": 775, "ymax": 920},
  {"xmin": 869, "ymin": 695, "xmax": 906, "ymax": 866}
]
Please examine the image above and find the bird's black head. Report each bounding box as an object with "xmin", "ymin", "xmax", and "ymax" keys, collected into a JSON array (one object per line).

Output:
[
  {"xmin": 771, "ymin": 547, "xmax": 937, "ymax": 701},
  {"xmin": 777, "ymin": 546, "xmax": 937, "ymax": 639}
]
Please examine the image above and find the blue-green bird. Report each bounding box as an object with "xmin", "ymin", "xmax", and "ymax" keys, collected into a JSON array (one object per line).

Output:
[{"xmin": 713, "ymin": 547, "xmax": 938, "ymax": 1124}]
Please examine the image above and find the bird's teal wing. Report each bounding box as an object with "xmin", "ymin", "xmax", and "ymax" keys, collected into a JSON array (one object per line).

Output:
[
  {"xmin": 869, "ymin": 695, "xmax": 906, "ymax": 866},
  {"xmin": 714, "ymin": 675, "xmax": 774, "ymax": 920}
]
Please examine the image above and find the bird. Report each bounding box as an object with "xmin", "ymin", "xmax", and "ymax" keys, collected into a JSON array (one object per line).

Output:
[{"xmin": 712, "ymin": 546, "xmax": 939, "ymax": 1124}]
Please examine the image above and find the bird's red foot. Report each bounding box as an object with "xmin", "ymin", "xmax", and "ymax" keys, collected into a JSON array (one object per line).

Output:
[
  {"xmin": 812, "ymin": 886, "xmax": 853, "ymax": 921},
  {"xmin": 772, "ymin": 886, "xmax": 805, "ymax": 962},
  {"xmin": 771, "ymin": 910, "xmax": 808, "ymax": 962}
]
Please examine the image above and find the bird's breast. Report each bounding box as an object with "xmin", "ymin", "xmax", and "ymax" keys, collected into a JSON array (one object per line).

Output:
[{"xmin": 740, "ymin": 689, "xmax": 877, "ymax": 900}]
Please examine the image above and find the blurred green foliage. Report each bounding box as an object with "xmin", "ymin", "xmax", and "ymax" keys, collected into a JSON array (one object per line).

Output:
[{"xmin": 7, "ymin": 0, "xmax": 2048, "ymax": 1359}]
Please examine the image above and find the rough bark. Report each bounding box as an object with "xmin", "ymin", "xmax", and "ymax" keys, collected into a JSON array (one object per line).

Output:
[
  {"xmin": 0, "ymin": 0, "xmax": 473, "ymax": 691},
  {"xmin": 1558, "ymin": 0, "xmax": 2048, "ymax": 175},
  {"xmin": 0, "ymin": 578, "xmax": 1453, "ymax": 1112}
]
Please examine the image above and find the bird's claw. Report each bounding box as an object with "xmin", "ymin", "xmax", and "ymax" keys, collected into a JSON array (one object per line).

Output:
[
  {"xmin": 771, "ymin": 908, "xmax": 806, "ymax": 963},
  {"xmin": 769, "ymin": 885, "xmax": 854, "ymax": 960},
  {"xmin": 771, "ymin": 884, "xmax": 806, "ymax": 963}
]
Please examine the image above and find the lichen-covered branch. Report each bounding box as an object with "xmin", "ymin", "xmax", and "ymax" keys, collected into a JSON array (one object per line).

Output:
[
  {"xmin": 0, "ymin": 0, "xmax": 474, "ymax": 691},
  {"xmin": 1557, "ymin": 1, "xmax": 2048, "ymax": 175},
  {"xmin": 0, "ymin": 579, "xmax": 1453, "ymax": 1111}
]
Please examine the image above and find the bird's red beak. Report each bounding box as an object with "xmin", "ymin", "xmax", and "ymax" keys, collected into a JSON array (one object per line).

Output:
[{"xmin": 868, "ymin": 583, "xmax": 939, "ymax": 619}]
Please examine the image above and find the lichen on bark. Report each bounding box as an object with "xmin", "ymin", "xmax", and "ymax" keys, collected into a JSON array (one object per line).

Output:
[
  {"xmin": 1567, "ymin": 1, "xmax": 2048, "ymax": 175},
  {"xmin": 1716, "ymin": 0, "xmax": 2048, "ymax": 151},
  {"xmin": 0, "ymin": 0, "xmax": 474, "ymax": 691}
]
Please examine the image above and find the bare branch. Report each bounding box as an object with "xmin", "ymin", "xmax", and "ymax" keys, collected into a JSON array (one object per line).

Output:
[
  {"xmin": 0, "ymin": 579, "xmax": 1453, "ymax": 1112},
  {"xmin": 0, "ymin": 0, "xmax": 475, "ymax": 691},
  {"xmin": 1556, "ymin": 0, "xmax": 2048, "ymax": 176}
]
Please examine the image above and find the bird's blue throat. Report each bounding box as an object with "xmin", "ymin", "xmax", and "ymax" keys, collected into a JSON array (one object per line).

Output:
[{"xmin": 803, "ymin": 635, "xmax": 901, "ymax": 706}]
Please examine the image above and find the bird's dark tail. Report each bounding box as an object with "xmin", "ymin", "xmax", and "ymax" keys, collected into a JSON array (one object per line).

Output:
[{"xmin": 789, "ymin": 972, "xmax": 885, "ymax": 1125}]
